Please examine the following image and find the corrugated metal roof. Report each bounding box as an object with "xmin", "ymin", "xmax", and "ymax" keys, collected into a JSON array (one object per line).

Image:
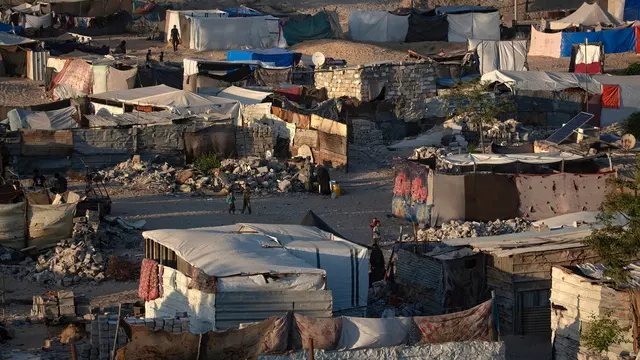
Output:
[{"xmin": 442, "ymin": 227, "xmax": 593, "ymax": 256}]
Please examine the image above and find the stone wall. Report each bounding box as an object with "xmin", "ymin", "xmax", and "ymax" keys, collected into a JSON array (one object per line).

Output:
[
  {"xmin": 314, "ymin": 62, "xmax": 437, "ymax": 121},
  {"xmin": 235, "ymin": 125, "xmax": 274, "ymax": 158},
  {"xmin": 351, "ymin": 119, "xmax": 383, "ymax": 146}
]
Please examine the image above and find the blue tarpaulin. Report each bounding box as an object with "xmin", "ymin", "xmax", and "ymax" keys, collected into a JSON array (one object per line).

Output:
[
  {"xmin": 226, "ymin": 48, "xmax": 301, "ymax": 67},
  {"xmin": 560, "ymin": 28, "xmax": 636, "ymax": 57},
  {"xmin": 0, "ymin": 23, "xmax": 23, "ymax": 35},
  {"xmin": 625, "ymin": 0, "xmax": 640, "ymax": 20},
  {"xmin": 222, "ymin": 6, "xmax": 261, "ymax": 17}
]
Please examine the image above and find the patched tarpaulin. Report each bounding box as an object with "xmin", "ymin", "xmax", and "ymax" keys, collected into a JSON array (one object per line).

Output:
[
  {"xmin": 406, "ymin": 13, "xmax": 448, "ymax": 42},
  {"xmin": 8, "ymin": 106, "xmax": 78, "ymax": 131},
  {"xmin": 392, "ymin": 160, "xmax": 431, "ymax": 224},
  {"xmin": 515, "ymin": 172, "xmax": 615, "ymax": 220},
  {"xmin": 28, "ymin": 202, "xmax": 77, "ymax": 249},
  {"xmin": 0, "ymin": 202, "xmax": 26, "ymax": 249},
  {"xmin": 50, "ymin": 59, "xmax": 93, "ymax": 98},
  {"xmin": 465, "ymin": 173, "xmax": 519, "ymax": 221},
  {"xmin": 184, "ymin": 125, "xmax": 237, "ymax": 162},
  {"xmin": 430, "ymin": 172, "xmax": 465, "ymax": 227},
  {"xmin": 412, "ymin": 299, "xmax": 494, "ymax": 344}
]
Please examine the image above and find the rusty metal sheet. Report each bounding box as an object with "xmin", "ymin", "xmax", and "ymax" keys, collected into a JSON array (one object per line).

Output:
[
  {"xmin": 272, "ymin": 106, "xmax": 310, "ymax": 129},
  {"xmin": 20, "ymin": 129, "xmax": 73, "ymax": 157},
  {"xmin": 311, "ymin": 115, "xmax": 347, "ymax": 137}
]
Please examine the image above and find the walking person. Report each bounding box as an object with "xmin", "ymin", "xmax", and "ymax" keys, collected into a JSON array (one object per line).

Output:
[
  {"xmin": 241, "ymin": 184, "xmax": 252, "ymax": 214},
  {"xmin": 226, "ymin": 188, "xmax": 236, "ymax": 214},
  {"xmin": 52, "ymin": 173, "xmax": 67, "ymax": 194},
  {"xmin": 145, "ymin": 49, "xmax": 152, "ymax": 66},
  {"xmin": 170, "ymin": 25, "xmax": 180, "ymax": 52},
  {"xmin": 159, "ymin": 51, "xmax": 164, "ymax": 63},
  {"xmin": 370, "ymin": 217, "xmax": 381, "ymax": 245}
]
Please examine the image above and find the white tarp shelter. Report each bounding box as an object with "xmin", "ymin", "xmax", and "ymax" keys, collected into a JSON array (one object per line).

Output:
[
  {"xmin": 442, "ymin": 152, "xmax": 584, "ymax": 166},
  {"xmin": 348, "ymin": 11, "xmax": 409, "ymax": 43},
  {"xmin": 189, "ymin": 15, "xmax": 281, "ymax": 51},
  {"xmin": 468, "ymin": 39, "xmax": 528, "ymax": 75},
  {"xmin": 447, "ymin": 11, "xmax": 500, "ymax": 42},
  {"xmin": 481, "ymin": 70, "xmax": 601, "ymax": 92},
  {"xmin": 6, "ymin": 106, "xmax": 78, "ymax": 131},
  {"xmin": 213, "ymin": 86, "xmax": 272, "ymax": 105},
  {"xmin": 593, "ymin": 74, "xmax": 640, "ymax": 126},
  {"xmin": 165, "ymin": 9, "xmax": 228, "ymax": 43},
  {"xmin": 549, "ymin": 2, "xmax": 621, "ymax": 30},
  {"xmin": 89, "ymin": 84, "xmax": 242, "ymax": 124}
]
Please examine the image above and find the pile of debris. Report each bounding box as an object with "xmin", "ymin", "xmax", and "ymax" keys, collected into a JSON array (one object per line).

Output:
[
  {"xmin": 100, "ymin": 157, "xmax": 309, "ymax": 195},
  {"xmin": 416, "ymin": 218, "xmax": 531, "ymax": 242}
]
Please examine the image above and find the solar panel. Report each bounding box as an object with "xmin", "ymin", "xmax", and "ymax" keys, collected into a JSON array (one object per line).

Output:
[{"xmin": 545, "ymin": 112, "xmax": 594, "ymax": 144}]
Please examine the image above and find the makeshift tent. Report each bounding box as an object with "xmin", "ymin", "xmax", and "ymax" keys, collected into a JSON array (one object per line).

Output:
[
  {"xmin": 468, "ymin": 39, "xmax": 528, "ymax": 75},
  {"xmin": 92, "ymin": 65, "xmax": 137, "ymax": 94},
  {"xmin": 222, "ymin": 6, "xmax": 261, "ymax": 17},
  {"xmin": 226, "ymin": 48, "xmax": 301, "ymax": 67},
  {"xmin": 609, "ymin": 0, "xmax": 640, "ymax": 21},
  {"xmin": 593, "ymin": 75, "xmax": 640, "ymax": 126},
  {"xmin": 138, "ymin": 62, "xmax": 184, "ymax": 89},
  {"xmin": 299, "ymin": 210, "xmax": 346, "ymax": 240},
  {"xmin": 348, "ymin": 11, "xmax": 409, "ymax": 43},
  {"xmin": 7, "ymin": 106, "xmax": 78, "ymax": 130},
  {"xmin": 189, "ymin": 15, "xmax": 282, "ymax": 51},
  {"xmin": 447, "ymin": 11, "xmax": 500, "ymax": 42},
  {"xmin": 442, "ymin": 152, "xmax": 584, "ymax": 166},
  {"xmin": 569, "ymin": 43, "xmax": 603, "ymax": 74},
  {"xmin": 0, "ymin": 32, "xmax": 37, "ymax": 76},
  {"xmin": 164, "ymin": 9, "xmax": 228, "ymax": 43},
  {"xmin": 282, "ymin": 12, "xmax": 333, "ymax": 45},
  {"xmin": 481, "ymin": 70, "xmax": 601, "ymax": 92},
  {"xmin": 49, "ymin": 58, "xmax": 93, "ymax": 99},
  {"xmin": 89, "ymin": 84, "xmax": 242, "ymax": 124},
  {"xmin": 405, "ymin": 12, "xmax": 448, "ymax": 42},
  {"xmin": 549, "ymin": 2, "xmax": 621, "ymax": 30},
  {"xmin": 528, "ymin": 26, "xmax": 562, "ymax": 58}
]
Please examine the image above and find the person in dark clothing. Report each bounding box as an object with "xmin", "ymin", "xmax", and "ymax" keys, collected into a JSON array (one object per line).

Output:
[
  {"xmin": 52, "ymin": 173, "xmax": 67, "ymax": 194},
  {"xmin": 113, "ymin": 40, "xmax": 126, "ymax": 54},
  {"xmin": 241, "ymin": 184, "xmax": 252, "ymax": 214},
  {"xmin": 369, "ymin": 244, "xmax": 386, "ymax": 287},
  {"xmin": 145, "ymin": 49, "xmax": 152, "ymax": 65},
  {"xmin": 159, "ymin": 51, "xmax": 164, "ymax": 63},
  {"xmin": 32, "ymin": 169, "xmax": 45, "ymax": 188},
  {"xmin": 170, "ymin": 25, "xmax": 180, "ymax": 52},
  {"xmin": 316, "ymin": 165, "xmax": 331, "ymax": 195}
]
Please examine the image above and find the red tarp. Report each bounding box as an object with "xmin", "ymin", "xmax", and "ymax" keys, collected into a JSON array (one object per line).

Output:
[
  {"xmin": 574, "ymin": 62, "xmax": 602, "ymax": 74},
  {"xmin": 602, "ymin": 84, "xmax": 621, "ymax": 109},
  {"xmin": 636, "ymin": 27, "xmax": 640, "ymax": 54}
]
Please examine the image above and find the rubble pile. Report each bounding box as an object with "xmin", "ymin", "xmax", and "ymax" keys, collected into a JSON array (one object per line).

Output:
[
  {"xmin": 100, "ymin": 156, "xmax": 310, "ymax": 195},
  {"xmin": 417, "ymin": 218, "xmax": 531, "ymax": 242},
  {"xmin": 410, "ymin": 147, "xmax": 444, "ymax": 160}
]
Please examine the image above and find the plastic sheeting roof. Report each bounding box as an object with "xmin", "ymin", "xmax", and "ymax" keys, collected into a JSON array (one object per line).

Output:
[
  {"xmin": 214, "ymin": 86, "xmax": 272, "ymax": 105},
  {"xmin": 7, "ymin": 106, "xmax": 78, "ymax": 130},
  {"xmin": 481, "ymin": 70, "xmax": 602, "ymax": 93},
  {"xmin": 550, "ymin": 2, "xmax": 621, "ymax": 29},
  {"xmin": 143, "ymin": 229, "xmax": 327, "ymax": 277},
  {"xmin": 0, "ymin": 32, "xmax": 36, "ymax": 46},
  {"xmin": 442, "ymin": 152, "xmax": 584, "ymax": 166},
  {"xmin": 236, "ymin": 223, "xmax": 339, "ymax": 245},
  {"xmin": 84, "ymin": 111, "xmax": 183, "ymax": 127}
]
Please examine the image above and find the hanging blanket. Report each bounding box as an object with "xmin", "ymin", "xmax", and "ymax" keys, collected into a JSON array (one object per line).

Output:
[{"xmin": 138, "ymin": 259, "xmax": 159, "ymax": 301}]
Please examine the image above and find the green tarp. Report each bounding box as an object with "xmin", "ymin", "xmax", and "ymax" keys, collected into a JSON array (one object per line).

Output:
[{"xmin": 283, "ymin": 12, "xmax": 333, "ymax": 46}]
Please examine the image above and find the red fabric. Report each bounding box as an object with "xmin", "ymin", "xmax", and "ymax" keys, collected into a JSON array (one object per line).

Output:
[
  {"xmin": 636, "ymin": 27, "xmax": 640, "ymax": 54},
  {"xmin": 574, "ymin": 62, "xmax": 601, "ymax": 74},
  {"xmin": 138, "ymin": 259, "xmax": 159, "ymax": 301},
  {"xmin": 275, "ymin": 86, "xmax": 303, "ymax": 103},
  {"xmin": 602, "ymin": 85, "xmax": 621, "ymax": 109},
  {"xmin": 412, "ymin": 299, "xmax": 494, "ymax": 344}
]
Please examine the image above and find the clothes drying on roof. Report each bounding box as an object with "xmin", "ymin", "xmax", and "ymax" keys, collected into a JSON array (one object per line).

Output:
[
  {"xmin": 348, "ymin": 11, "xmax": 409, "ymax": 43},
  {"xmin": 468, "ymin": 39, "xmax": 528, "ymax": 75},
  {"xmin": 569, "ymin": 43, "xmax": 603, "ymax": 74},
  {"xmin": 282, "ymin": 12, "xmax": 333, "ymax": 45},
  {"xmin": 528, "ymin": 26, "xmax": 562, "ymax": 58},
  {"xmin": 549, "ymin": 2, "xmax": 621, "ymax": 30},
  {"xmin": 447, "ymin": 11, "xmax": 500, "ymax": 42}
]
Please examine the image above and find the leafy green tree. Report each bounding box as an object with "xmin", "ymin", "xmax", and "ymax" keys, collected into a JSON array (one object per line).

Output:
[{"xmin": 582, "ymin": 310, "xmax": 627, "ymax": 354}]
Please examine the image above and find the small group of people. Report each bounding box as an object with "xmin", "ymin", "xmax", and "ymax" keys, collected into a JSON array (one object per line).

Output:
[
  {"xmin": 226, "ymin": 184, "xmax": 252, "ymax": 215},
  {"xmin": 145, "ymin": 49, "xmax": 164, "ymax": 66},
  {"xmin": 32, "ymin": 169, "xmax": 67, "ymax": 194}
]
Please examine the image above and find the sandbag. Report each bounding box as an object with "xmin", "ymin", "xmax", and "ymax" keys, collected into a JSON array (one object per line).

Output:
[
  {"xmin": 28, "ymin": 202, "xmax": 77, "ymax": 248},
  {"xmin": 337, "ymin": 317, "xmax": 413, "ymax": 350},
  {"xmin": 25, "ymin": 189, "xmax": 51, "ymax": 205},
  {"xmin": 0, "ymin": 202, "xmax": 26, "ymax": 249}
]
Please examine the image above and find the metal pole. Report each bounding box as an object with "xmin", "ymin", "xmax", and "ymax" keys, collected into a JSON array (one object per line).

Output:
[
  {"xmin": 110, "ymin": 303, "xmax": 122, "ymax": 360},
  {"xmin": 585, "ymin": 38, "xmax": 589, "ymax": 114}
]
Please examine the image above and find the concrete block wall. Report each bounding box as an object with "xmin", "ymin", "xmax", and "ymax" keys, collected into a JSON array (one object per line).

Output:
[
  {"xmin": 396, "ymin": 249, "xmax": 444, "ymax": 315},
  {"xmin": 314, "ymin": 62, "xmax": 437, "ymax": 121},
  {"xmin": 236, "ymin": 125, "xmax": 274, "ymax": 158},
  {"xmin": 351, "ymin": 119, "xmax": 383, "ymax": 146}
]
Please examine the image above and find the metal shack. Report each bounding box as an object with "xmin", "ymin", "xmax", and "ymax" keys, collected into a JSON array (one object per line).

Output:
[
  {"xmin": 551, "ymin": 264, "xmax": 638, "ymax": 360},
  {"xmin": 443, "ymin": 227, "xmax": 599, "ymax": 335}
]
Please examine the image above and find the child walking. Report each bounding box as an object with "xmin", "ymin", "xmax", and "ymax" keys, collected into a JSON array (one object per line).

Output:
[{"xmin": 226, "ymin": 189, "xmax": 236, "ymax": 214}]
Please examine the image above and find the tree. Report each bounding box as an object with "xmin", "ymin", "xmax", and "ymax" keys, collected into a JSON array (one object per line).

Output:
[
  {"xmin": 622, "ymin": 112, "xmax": 640, "ymax": 139},
  {"xmin": 441, "ymin": 82, "xmax": 515, "ymax": 153},
  {"xmin": 582, "ymin": 310, "xmax": 627, "ymax": 354},
  {"xmin": 586, "ymin": 156, "xmax": 640, "ymax": 283}
]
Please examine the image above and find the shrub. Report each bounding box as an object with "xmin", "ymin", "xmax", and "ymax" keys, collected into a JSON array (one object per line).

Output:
[
  {"xmin": 622, "ymin": 62, "xmax": 640, "ymax": 75},
  {"xmin": 194, "ymin": 153, "xmax": 221, "ymax": 174},
  {"xmin": 622, "ymin": 112, "xmax": 640, "ymax": 139},
  {"xmin": 582, "ymin": 310, "xmax": 626, "ymax": 354}
]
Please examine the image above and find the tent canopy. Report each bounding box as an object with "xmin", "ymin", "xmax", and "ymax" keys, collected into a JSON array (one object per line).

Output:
[
  {"xmin": 189, "ymin": 15, "xmax": 281, "ymax": 51},
  {"xmin": 442, "ymin": 152, "xmax": 584, "ymax": 166},
  {"xmin": 550, "ymin": 2, "xmax": 621, "ymax": 30},
  {"xmin": 481, "ymin": 70, "xmax": 602, "ymax": 92},
  {"xmin": 213, "ymin": 86, "xmax": 272, "ymax": 105},
  {"xmin": 7, "ymin": 106, "xmax": 78, "ymax": 131},
  {"xmin": 348, "ymin": 11, "xmax": 409, "ymax": 43},
  {"xmin": 143, "ymin": 229, "xmax": 326, "ymax": 277},
  {"xmin": 300, "ymin": 210, "xmax": 347, "ymax": 240},
  {"xmin": 0, "ymin": 32, "xmax": 36, "ymax": 46}
]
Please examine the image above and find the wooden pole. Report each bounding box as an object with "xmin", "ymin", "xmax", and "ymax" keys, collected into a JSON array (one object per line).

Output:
[
  {"xmin": 110, "ymin": 303, "xmax": 122, "ymax": 360},
  {"xmin": 308, "ymin": 338, "xmax": 315, "ymax": 360},
  {"xmin": 491, "ymin": 290, "xmax": 500, "ymax": 341},
  {"xmin": 70, "ymin": 343, "xmax": 77, "ymax": 360}
]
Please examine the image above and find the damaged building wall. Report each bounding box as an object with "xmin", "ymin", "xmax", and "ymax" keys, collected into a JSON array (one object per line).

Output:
[
  {"xmin": 511, "ymin": 90, "xmax": 586, "ymax": 127},
  {"xmin": 550, "ymin": 266, "xmax": 634, "ymax": 360},
  {"xmin": 236, "ymin": 125, "xmax": 274, "ymax": 159},
  {"xmin": 314, "ymin": 62, "xmax": 437, "ymax": 122},
  {"xmin": 488, "ymin": 245, "xmax": 600, "ymax": 336}
]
